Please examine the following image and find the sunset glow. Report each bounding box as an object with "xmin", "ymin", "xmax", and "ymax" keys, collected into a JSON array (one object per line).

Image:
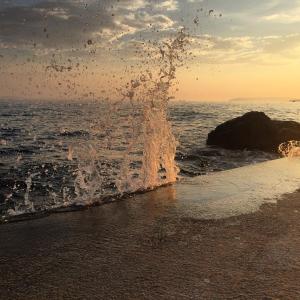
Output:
[{"xmin": 1, "ymin": 0, "xmax": 300, "ymax": 101}]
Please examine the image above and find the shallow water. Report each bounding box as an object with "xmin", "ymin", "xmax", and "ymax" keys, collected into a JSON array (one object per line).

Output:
[
  {"xmin": 1, "ymin": 100, "xmax": 299, "ymax": 217},
  {"xmin": 176, "ymin": 157, "xmax": 300, "ymax": 219}
]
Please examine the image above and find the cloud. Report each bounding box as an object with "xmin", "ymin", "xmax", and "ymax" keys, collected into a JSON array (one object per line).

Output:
[
  {"xmin": 189, "ymin": 33, "xmax": 300, "ymax": 64},
  {"xmin": 263, "ymin": 11, "xmax": 300, "ymax": 23},
  {"xmin": 0, "ymin": 1, "xmax": 114, "ymax": 49},
  {"xmin": 0, "ymin": 0, "xmax": 177, "ymax": 52},
  {"xmin": 153, "ymin": 0, "xmax": 178, "ymax": 11},
  {"xmin": 1, "ymin": 0, "xmax": 300, "ymax": 66}
]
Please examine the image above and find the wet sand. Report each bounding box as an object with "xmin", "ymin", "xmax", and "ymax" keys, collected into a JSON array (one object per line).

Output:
[{"xmin": 1, "ymin": 185, "xmax": 300, "ymax": 300}]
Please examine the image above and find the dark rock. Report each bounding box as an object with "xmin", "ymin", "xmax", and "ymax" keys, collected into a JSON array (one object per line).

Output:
[{"xmin": 207, "ymin": 111, "xmax": 300, "ymax": 152}]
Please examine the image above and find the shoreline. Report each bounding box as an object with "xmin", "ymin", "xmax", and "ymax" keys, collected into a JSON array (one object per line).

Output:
[
  {"xmin": 3, "ymin": 157, "xmax": 300, "ymax": 225},
  {"xmin": 1, "ymin": 187, "xmax": 300, "ymax": 299},
  {"xmin": 0, "ymin": 182, "xmax": 175, "ymax": 225}
]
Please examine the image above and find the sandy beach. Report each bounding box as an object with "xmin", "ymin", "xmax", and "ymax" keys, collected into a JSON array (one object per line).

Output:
[{"xmin": 1, "ymin": 186, "xmax": 300, "ymax": 299}]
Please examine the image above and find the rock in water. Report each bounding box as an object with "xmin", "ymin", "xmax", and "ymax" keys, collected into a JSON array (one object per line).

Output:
[{"xmin": 207, "ymin": 111, "xmax": 300, "ymax": 152}]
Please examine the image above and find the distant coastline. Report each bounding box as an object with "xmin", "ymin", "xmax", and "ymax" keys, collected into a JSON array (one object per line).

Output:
[{"xmin": 228, "ymin": 97, "xmax": 293, "ymax": 103}]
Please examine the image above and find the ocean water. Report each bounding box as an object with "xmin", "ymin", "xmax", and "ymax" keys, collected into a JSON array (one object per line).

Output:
[{"xmin": 1, "ymin": 100, "xmax": 299, "ymax": 219}]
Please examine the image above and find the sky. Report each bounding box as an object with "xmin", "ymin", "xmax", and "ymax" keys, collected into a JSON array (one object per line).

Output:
[{"xmin": 0, "ymin": 0, "xmax": 300, "ymax": 101}]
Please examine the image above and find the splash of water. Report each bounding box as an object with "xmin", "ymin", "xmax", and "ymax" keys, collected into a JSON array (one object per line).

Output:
[
  {"xmin": 73, "ymin": 29, "xmax": 190, "ymax": 203},
  {"xmin": 116, "ymin": 30, "xmax": 189, "ymax": 193},
  {"xmin": 2, "ymin": 29, "xmax": 190, "ymax": 218},
  {"xmin": 6, "ymin": 173, "xmax": 37, "ymax": 216},
  {"xmin": 279, "ymin": 141, "xmax": 300, "ymax": 157},
  {"xmin": 73, "ymin": 144, "xmax": 104, "ymax": 205}
]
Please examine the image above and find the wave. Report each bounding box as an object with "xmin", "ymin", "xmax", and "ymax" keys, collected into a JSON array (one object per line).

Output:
[
  {"xmin": 279, "ymin": 141, "xmax": 300, "ymax": 157},
  {"xmin": 0, "ymin": 127, "xmax": 22, "ymax": 138},
  {"xmin": 58, "ymin": 130, "xmax": 90, "ymax": 137},
  {"xmin": 0, "ymin": 147, "xmax": 38, "ymax": 155}
]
